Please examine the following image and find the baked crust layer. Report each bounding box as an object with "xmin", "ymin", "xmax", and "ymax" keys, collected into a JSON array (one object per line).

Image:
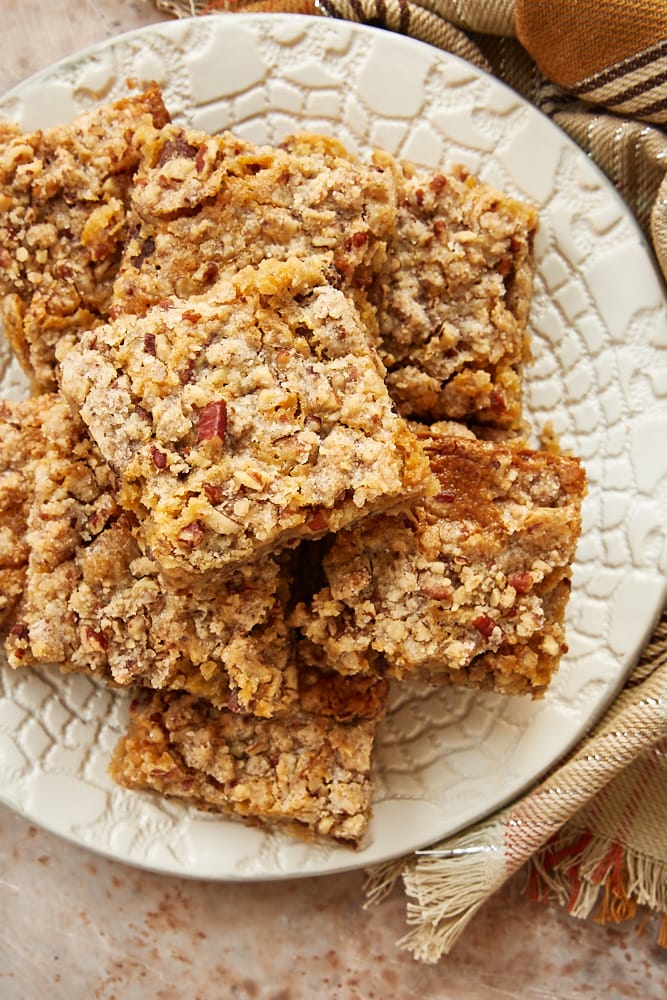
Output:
[
  {"xmin": 61, "ymin": 257, "xmax": 434, "ymax": 577},
  {"xmin": 292, "ymin": 430, "xmax": 586, "ymax": 696},
  {"xmin": 5, "ymin": 396, "xmax": 299, "ymax": 717},
  {"xmin": 0, "ymin": 397, "xmax": 47, "ymax": 629},
  {"xmin": 110, "ymin": 668, "xmax": 388, "ymax": 847},
  {"xmin": 111, "ymin": 124, "xmax": 396, "ymax": 322},
  {"xmin": 0, "ymin": 85, "xmax": 170, "ymax": 391},
  {"xmin": 375, "ymin": 156, "xmax": 537, "ymax": 428}
]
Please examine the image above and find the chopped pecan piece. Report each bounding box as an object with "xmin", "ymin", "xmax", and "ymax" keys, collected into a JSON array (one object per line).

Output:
[
  {"xmin": 508, "ymin": 571, "xmax": 532, "ymax": 594},
  {"xmin": 158, "ymin": 138, "xmax": 199, "ymax": 164},
  {"xmin": 197, "ymin": 400, "xmax": 227, "ymax": 444},
  {"xmin": 472, "ymin": 614, "xmax": 497, "ymax": 638},
  {"xmin": 151, "ymin": 446, "xmax": 167, "ymax": 469}
]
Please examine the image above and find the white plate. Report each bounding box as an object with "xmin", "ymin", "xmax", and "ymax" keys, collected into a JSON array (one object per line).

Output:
[{"xmin": 0, "ymin": 14, "xmax": 666, "ymax": 880}]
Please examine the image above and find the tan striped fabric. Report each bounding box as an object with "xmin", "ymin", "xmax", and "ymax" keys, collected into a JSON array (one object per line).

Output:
[
  {"xmin": 152, "ymin": 0, "xmax": 667, "ymax": 961},
  {"xmin": 576, "ymin": 42, "xmax": 667, "ymax": 125},
  {"xmin": 382, "ymin": 613, "xmax": 667, "ymax": 961}
]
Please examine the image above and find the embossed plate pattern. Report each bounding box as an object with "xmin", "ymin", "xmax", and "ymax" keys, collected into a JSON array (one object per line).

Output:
[{"xmin": 0, "ymin": 14, "xmax": 666, "ymax": 879}]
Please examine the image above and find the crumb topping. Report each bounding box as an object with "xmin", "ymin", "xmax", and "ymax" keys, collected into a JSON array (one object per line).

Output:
[
  {"xmin": 0, "ymin": 84, "xmax": 169, "ymax": 390},
  {"xmin": 5, "ymin": 395, "xmax": 299, "ymax": 718},
  {"xmin": 0, "ymin": 85, "xmax": 588, "ymax": 848},
  {"xmin": 61, "ymin": 257, "xmax": 434, "ymax": 576},
  {"xmin": 374, "ymin": 156, "xmax": 537, "ymax": 427},
  {"xmin": 292, "ymin": 432, "xmax": 586, "ymax": 696},
  {"xmin": 110, "ymin": 685, "xmax": 385, "ymax": 847}
]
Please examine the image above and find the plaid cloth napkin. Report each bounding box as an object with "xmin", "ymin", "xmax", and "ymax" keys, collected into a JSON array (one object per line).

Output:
[{"xmin": 153, "ymin": 0, "xmax": 667, "ymax": 961}]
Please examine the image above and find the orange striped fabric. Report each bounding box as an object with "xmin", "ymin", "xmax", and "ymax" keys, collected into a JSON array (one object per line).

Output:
[{"xmin": 516, "ymin": 0, "xmax": 667, "ymax": 125}]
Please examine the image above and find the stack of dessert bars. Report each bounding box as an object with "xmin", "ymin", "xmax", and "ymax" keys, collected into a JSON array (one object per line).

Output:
[{"xmin": 0, "ymin": 86, "xmax": 585, "ymax": 847}]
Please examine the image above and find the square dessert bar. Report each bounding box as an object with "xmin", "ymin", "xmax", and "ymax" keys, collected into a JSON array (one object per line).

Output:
[
  {"xmin": 5, "ymin": 395, "xmax": 298, "ymax": 718},
  {"xmin": 111, "ymin": 124, "xmax": 396, "ymax": 321},
  {"xmin": 110, "ymin": 662, "xmax": 389, "ymax": 847},
  {"xmin": 0, "ymin": 397, "xmax": 47, "ymax": 630},
  {"xmin": 0, "ymin": 85, "xmax": 170, "ymax": 391},
  {"xmin": 292, "ymin": 429, "xmax": 586, "ymax": 696},
  {"xmin": 374, "ymin": 155, "xmax": 538, "ymax": 429},
  {"xmin": 61, "ymin": 256, "xmax": 434, "ymax": 577}
]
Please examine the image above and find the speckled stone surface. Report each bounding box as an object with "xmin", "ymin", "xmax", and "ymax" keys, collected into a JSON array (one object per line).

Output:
[
  {"xmin": 1, "ymin": 802, "xmax": 666, "ymax": 999},
  {"xmin": 1, "ymin": 3, "xmax": 666, "ymax": 997}
]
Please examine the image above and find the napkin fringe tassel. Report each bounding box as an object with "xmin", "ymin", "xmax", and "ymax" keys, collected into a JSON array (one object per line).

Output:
[
  {"xmin": 524, "ymin": 829, "xmax": 667, "ymax": 948},
  {"xmin": 364, "ymin": 825, "xmax": 667, "ymax": 961},
  {"xmin": 364, "ymin": 824, "xmax": 508, "ymax": 963}
]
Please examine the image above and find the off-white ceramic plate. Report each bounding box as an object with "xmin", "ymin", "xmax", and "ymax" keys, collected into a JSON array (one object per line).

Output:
[{"xmin": 0, "ymin": 14, "xmax": 666, "ymax": 879}]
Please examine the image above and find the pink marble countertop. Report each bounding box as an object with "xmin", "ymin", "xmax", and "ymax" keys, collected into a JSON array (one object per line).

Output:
[{"xmin": 1, "ymin": 2, "xmax": 666, "ymax": 997}]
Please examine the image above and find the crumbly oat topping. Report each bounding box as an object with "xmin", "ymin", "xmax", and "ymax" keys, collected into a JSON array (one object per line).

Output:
[
  {"xmin": 61, "ymin": 257, "xmax": 434, "ymax": 577},
  {"xmin": 110, "ymin": 680, "xmax": 387, "ymax": 847},
  {"xmin": 0, "ymin": 84, "xmax": 169, "ymax": 390},
  {"xmin": 292, "ymin": 431, "xmax": 586, "ymax": 696},
  {"xmin": 0, "ymin": 84, "xmax": 587, "ymax": 847},
  {"xmin": 5, "ymin": 395, "xmax": 299, "ymax": 717},
  {"xmin": 374, "ymin": 156, "xmax": 537, "ymax": 428},
  {"xmin": 111, "ymin": 124, "xmax": 396, "ymax": 321},
  {"xmin": 0, "ymin": 397, "xmax": 47, "ymax": 628}
]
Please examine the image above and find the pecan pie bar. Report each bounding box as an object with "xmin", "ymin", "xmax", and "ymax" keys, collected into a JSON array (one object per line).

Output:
[
  {"xmin": 374, "ymin": 155, "xmax": 537, "ymax": 429},
  {"xmin": 240, "ymin": 136, "xmax": 536, "ymax": 431},
  {"xmin": 292, "ymin": 430, "xmax": 586, "ymax": 696},
  {"xmin": 111, "ymin": 123, "xmax": 396, "ymax": 322},
  {"xmin": 5, "ymin": 395, "xmax": 298, "ymax": 717},
  {"xmin": 0, "ymin": 85, "xmax": 170, "ymax": 391},
  {"xmin": 110, "ymin": 663, "xmax": 389, "ymax": 847},
  {"xmin": 61, "ymin": 257, "xmax": 434, "ymax": 577},
  {"xmin": 0, "ymin": 397, "xmax": 47, "ymax": 629}
]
